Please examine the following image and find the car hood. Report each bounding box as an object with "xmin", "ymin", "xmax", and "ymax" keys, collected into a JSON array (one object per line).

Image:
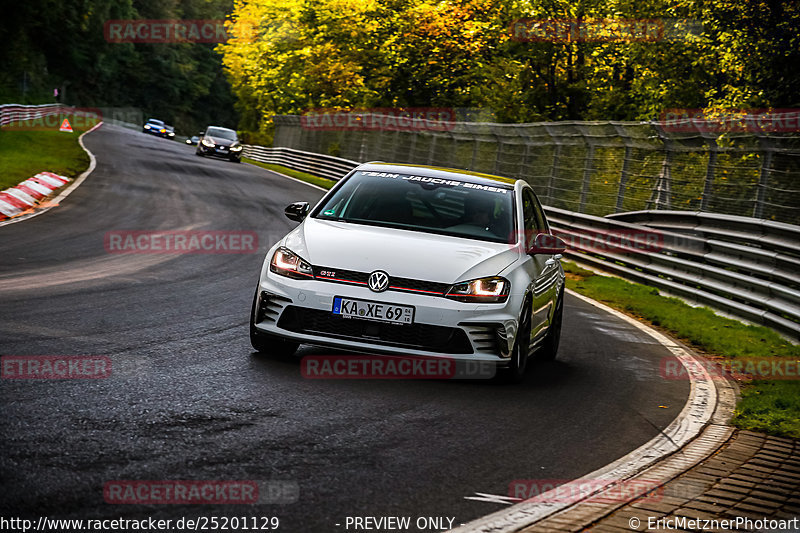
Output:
[{"xmin": 283, "ymin": 218, "xmax": 519, "ymax": 284}]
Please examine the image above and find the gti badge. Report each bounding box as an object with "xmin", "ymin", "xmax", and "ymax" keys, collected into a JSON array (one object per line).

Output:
[{"xmin": 367, "ymin": 270, "xmax": 390, "ymax": 292}]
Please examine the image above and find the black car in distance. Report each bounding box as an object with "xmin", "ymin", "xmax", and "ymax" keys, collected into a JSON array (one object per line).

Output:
[{"xmin": 196, "ymin": 126, "xmax": 243, "ymax": 162}]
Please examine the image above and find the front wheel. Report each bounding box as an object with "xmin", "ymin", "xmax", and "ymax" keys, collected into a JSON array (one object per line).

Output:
[
  {"xmin": 537, "ymin": 292, "xmax": 563, "ymax": 362},
  {"xmin": 249, "ymin": 291, "xmax": 299, "ymax": 357},
  {"xmin": 501, "ymin": 300, "xmax": 532, "ymax": 384}
]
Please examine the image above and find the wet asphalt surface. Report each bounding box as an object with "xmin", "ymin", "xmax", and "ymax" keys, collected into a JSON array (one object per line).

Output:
[{"xmin": 0, "ymin": 125, "xmax": 689, "ymax": 532}]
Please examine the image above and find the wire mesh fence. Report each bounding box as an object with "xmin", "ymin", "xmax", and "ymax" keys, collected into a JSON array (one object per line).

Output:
[{"xmin": 271, "ymin": 113, "xmax": 800, "ymax": 225}]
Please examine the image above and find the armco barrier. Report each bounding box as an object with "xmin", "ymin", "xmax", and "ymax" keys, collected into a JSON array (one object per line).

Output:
[
  {"xmin": 545, "ymin": 207, "xmax": 800, "ymax": 340},
  {"xmin": 242, "ymin": 145, "xmax": 359, "ymax": 182},
  {"xmin": 183, "ymin": 143, "xmax": 800, "ymax": 341}
]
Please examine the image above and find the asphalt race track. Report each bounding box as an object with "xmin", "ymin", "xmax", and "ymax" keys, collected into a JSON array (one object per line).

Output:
[{"xmin": 0, "ymin": 125, "xmax": 689, "ymax": 531}]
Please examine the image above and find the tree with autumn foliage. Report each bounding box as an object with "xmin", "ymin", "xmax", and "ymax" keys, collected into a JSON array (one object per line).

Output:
[{"xmin": 218, "ymin": 0, "xmax": 800, "ymax": 140}]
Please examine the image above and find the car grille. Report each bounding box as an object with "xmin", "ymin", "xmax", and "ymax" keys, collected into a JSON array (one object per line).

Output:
[
  {"xmin": 277, "ymin": 306, "xmax": 473, "ymax": 354},
  {"xmin": 312, "ymin": 266, "xmax": 451, "ymax": 296}
]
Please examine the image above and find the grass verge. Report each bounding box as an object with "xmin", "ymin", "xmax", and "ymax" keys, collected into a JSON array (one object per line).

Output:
[
  {"xmin": 0, "ymin": 127, "xmax": 92, "ymax": 190},
  {"xmin": 243, "ymin": 159, "xmax": 337, "ymax": 190},
  {"xmin": 563, "ymin": 261, "xmax": 800, "ymax": 438}
]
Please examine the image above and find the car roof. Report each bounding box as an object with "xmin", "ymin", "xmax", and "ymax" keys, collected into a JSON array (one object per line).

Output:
[
  {"xmin": 206, "ymin": 126, "xmax": 236, "ymax": 133},
  {"xmin": 355, "ymin": 162, "xmax": 517, "ymax": 190},
  {"xmin": 147, "ymin": 118, "xmax": 164, "ymax": 123}
]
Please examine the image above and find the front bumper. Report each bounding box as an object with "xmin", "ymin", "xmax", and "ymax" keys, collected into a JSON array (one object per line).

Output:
[
  {"xmin": 198, "ymin": 144, "xmax": 241, "ymax": 159},
  {"xmin": 253, "ymin": 271, "xmax": 522, "ymax": 364}
]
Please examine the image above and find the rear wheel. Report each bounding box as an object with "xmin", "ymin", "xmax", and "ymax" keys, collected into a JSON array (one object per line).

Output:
[
  {"xmin": 249, "ymin": 291, "xmax": 299, "ymax": 357},
  {"xmin": 537, "ymin": 292, "xmax": 563, "ymax": 362},
  {"xmin": 501, "ymin": 300, "xmax": 532, "ymax": 384}
]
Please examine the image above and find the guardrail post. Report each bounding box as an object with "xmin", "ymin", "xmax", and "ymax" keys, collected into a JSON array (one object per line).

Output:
[
  {"xmin": 358, "ymin": 130, "xmax": 367, "ymax": 162},
  {"xmin": 393, "ymin": 130, "xmax": 403, "ymax": 162},
  {"xmin": 521, "ymin": 133, "xmax": 532, "ymax": 183},
  {"xmin": 427, "ymin": 134, "xmax": 437, "ymax": 165},
  {"xmin": 615, "ymin": 146, "xmax": 631, "ymax": 212},
  {"xmin": 493, "ymin": 133, "xmax": 502, "ymax": 175},
  {"xmin": 754, "ymin": 148, "xmax": 774, "ymax": 219},
  {"xmin": 577, "ymin": 125, "xmax": 595, "ymax": 213},
  {"xmin": 546, "ymin": 145, "xmax": 561, "ymax": 206},
  {"xmin": 700, "ymin": 148, "xmax": 717, "ymax": 211},
  {"xmin": 469, "ymin": 137, "xmax": 478, "ymax": 171},
  {"xmin": 408, "ymin": 133, "xmax": 418, "ymax": 165},
  {"xmin": 649, "ymin": 124, "xmax": 673, "ymax": 210},
  {"xmin": 613, "ymin": 124, "xmax": 632, "ymax": 213}
]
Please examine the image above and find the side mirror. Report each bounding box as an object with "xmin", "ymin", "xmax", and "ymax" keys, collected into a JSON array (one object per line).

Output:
[
  {"xmin": 526, "ymin": 233, "xmax": 567, "ymax": 255},
  {"xmin": 285, "ymin": 202, "xmax": 310, "ymax": 222}
]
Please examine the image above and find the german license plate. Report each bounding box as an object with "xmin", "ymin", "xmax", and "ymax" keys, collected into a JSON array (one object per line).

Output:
[{"xmin": 332, "ymin": 296, "xmax": 414, "ymax": 325}]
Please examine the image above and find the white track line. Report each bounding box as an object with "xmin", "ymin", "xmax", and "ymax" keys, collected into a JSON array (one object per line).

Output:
[
  {"xmin": 448, "ymin": 288, "xmax": 721, "ymax": 533},
  {"xmin": 0, "ymin": 121, "xmax": 103, "ymax": 227},
  {"xmin": 243, "ymin": 160, "xmax": 329, "ymax": 191}
]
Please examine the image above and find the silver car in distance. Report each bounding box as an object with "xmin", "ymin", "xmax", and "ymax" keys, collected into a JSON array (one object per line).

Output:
[{"xmin": 250, "ymin": 162, "xmax": 566, "ymax": 382}]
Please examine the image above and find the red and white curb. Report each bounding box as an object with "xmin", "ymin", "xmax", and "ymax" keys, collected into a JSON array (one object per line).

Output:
[
  {"xmin": 0, "ymin": 172, "xmax": 72, "ymax": 220},
  {"xmin": 0, "ymin": 121, "xmax": 102, "ymax": 226}
]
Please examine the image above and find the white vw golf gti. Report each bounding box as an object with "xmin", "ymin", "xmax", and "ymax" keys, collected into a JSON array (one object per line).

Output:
[{"xmin": 250, "ymin": 163, "xmax": 566, "ymax": 381}]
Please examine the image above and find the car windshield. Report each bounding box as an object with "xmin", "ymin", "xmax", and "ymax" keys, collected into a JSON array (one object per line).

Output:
[
  {"xmin": 206, "ymin": 127, "xmax": 237, "ymax": 140},
  {"xmin": 147, "ymin": 119, "xmax": 164, "ymax": 125},
  {"xmin": 314, "ymin": 171, "xmax": 515, "ymax": 244}
]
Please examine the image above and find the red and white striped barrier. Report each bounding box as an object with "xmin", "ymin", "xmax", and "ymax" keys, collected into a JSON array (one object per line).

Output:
[
  {"xmin": 0, "ymin": 172, "xmax": 72, "ymax": 220},
  {"xmin": 0, "ymin": 103, "xmax": 64, "ymax": 127}
]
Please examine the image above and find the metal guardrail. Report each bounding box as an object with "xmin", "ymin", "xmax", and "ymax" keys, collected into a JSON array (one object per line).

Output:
[
  {"xmin": 242, "ymin": 145, "xmax": 359, "ymax": 181},
  {"xmin": 545, "ymin": 208, "xmax": 800, "ymax": 340}
]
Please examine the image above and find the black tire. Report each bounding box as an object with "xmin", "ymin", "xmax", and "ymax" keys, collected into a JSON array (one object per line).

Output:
[
  {"xmin": 501, "ymin": 300, "xmax": 532, "ymax": 384},
  {"xmin": 537, "ymin": 292, "xmax": 563, "ymax": 362},
  {"xmin": 249, "ymin": 291, "xmax": 299, "ymax": 357}
]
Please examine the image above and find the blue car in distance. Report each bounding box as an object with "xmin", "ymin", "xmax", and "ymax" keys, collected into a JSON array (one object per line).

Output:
[{"xmin": 142, "ymin": 118, "xmax": 168, "ymax": 137}]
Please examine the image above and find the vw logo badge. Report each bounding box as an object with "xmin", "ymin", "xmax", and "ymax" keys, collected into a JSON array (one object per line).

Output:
[{"xmin": 368, "ymin": 270, "xmax": 390, "ymax": 292}]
